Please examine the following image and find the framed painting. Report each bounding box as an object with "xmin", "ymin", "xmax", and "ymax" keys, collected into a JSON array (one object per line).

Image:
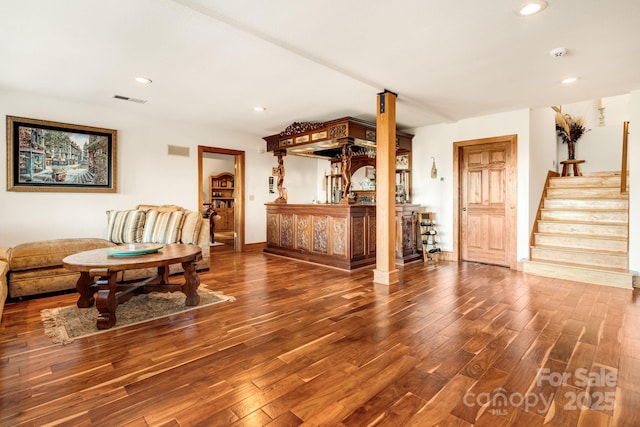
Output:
[
  {"xmin": 365, "ymin": 166, "xmax": 376, "ymax": 180},
  {"xmin": 6, "ymin": 116, "xmax": 117, "ymax": 192},
  {"xmin": 395, "ymin": 153, "xmax": 410, "ymax": 170}
]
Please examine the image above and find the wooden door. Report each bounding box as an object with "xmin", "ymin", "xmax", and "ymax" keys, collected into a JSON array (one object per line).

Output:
[{"xmin": 460, "ymin": 140, "xmax": 512, "ymax": 267}]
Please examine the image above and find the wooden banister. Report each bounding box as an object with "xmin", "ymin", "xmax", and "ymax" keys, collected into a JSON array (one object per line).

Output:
[{"xmin": 621, "ymin": 121, "xmax": 629, "ymax": 195}]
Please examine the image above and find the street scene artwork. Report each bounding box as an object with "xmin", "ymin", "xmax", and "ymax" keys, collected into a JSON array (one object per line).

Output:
[{"xmin": 7, "ymin": 116, "xmax": 117, "ymax": 192}]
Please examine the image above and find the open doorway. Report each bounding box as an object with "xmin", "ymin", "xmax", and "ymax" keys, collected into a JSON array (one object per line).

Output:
[{"xmin": 198, "ymin": 146, "xmax": 245, "ymax": 252}]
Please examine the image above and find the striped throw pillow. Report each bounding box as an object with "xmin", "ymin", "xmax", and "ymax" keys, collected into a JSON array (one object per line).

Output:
[
  {"xmin": 142, "ymin": 209, "xmax": 185, "ymax": 244},
  {"xmin": 106, "ymin": 210, "xmax": 146, "ymax": 244},
  {"xmin": 180, "ymin": 210, "xmax": 202, "ymax": 245}
]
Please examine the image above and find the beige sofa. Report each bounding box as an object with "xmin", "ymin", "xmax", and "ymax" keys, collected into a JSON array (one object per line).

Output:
[
  {"xmin": 0, "ymin": 205, "xmax": 210, "ymax": 306},
  {"xmin": 0, "ymin": 259, "xmax": 7, "ymax": 322}
]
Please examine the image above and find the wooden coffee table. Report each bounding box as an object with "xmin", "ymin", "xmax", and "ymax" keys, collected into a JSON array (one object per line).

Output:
[{"xmin": 63, "ymin": 243, "xmax": 202, "ymax": 329}]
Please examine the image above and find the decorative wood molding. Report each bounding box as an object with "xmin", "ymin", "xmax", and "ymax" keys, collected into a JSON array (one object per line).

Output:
[
  {"xmin": 264, "ymin": 203, "xmax": 420, "ymax": 270},
  {"xmin": 296, "ymin": 215, "xmax": 311, "ymax": 250},
  {"xmin": 332, "ymin": 218, "xmax": 346, "ymax": 255},
  {"xmin": 266, "ymin": 139, "xmax": 279, "ymax": 152},
  {"xmin": 263, "ymin": 116, "xmax": 413, "ymax": 157},
  {"xmin": 280, "ymin": 214, "xmax": 294, "ymax": 247},
  {"xmin": 328, "ymin": 124, "xmax": 348, "ymax": 139},
  {"xmin": 312, "ymin": 216, "xmax": 328, "ymax": 254},
  {"xmin": 267, "ymin": 213, "xmax": 279, "ymax": 245},
  {"xmin": 352, "ymin": 217, "xmax": 365, "ymax": 257},
  {"xmin": 279, "ymin": 121, "xmax": 326, "ymax": 137}
]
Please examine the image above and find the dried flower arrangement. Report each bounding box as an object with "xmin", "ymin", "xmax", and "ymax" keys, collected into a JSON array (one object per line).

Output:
[{"xmin": 552, "ymin": 106, "xmax": 590, "ymax": 159}]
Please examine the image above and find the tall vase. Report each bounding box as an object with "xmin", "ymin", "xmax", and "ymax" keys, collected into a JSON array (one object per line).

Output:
[{"xmin": 567, "ymin": 140, "xmax": 575, "ymax": 160}]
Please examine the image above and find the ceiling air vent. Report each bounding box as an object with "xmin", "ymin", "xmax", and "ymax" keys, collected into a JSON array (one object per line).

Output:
[{"xmin": 113, "ymin": 94, "xmax": 147, "ymax": 104}]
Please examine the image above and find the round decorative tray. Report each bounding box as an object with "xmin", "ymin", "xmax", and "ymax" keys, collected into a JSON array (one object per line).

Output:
[{"xmin": 107, "ymin": 243, "xmax": 164, "ymax": 257}]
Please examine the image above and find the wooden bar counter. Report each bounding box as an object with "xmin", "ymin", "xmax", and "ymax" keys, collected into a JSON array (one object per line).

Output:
[{"xmin": 265, "ymin": 203, "xmax": 421, "ymax": 270}]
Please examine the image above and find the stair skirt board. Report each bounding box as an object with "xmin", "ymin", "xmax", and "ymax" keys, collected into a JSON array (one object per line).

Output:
[{"xmin": 523, "ymin": 261, "xmax": 633, "ymax": 289}]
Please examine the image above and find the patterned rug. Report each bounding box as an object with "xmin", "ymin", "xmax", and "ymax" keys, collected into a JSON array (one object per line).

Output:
[{"xmin": 41, "ymin": 288, "xmax": 235, "ymax": 345}]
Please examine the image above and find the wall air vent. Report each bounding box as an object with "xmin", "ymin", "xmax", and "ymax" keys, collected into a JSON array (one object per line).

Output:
[
  {"xmin": 112, "ymin": 94, "xmax": 147, "ymax": 104},
  {"xmin": 168, "ymin": 145, "xmax": 190, "ymax": 157}
]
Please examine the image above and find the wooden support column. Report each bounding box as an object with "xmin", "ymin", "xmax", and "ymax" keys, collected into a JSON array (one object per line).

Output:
[
  {"xmin": 274, "ymin": 151, "xmax": 287, "ymax": 203},
  {"xmin": 373, "ymin": 90, "xmax": 398, "ymax": 285}
]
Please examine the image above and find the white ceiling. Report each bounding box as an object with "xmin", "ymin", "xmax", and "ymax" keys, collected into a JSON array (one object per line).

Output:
[{"xmin": 1, "ymin": 0, "xmax": 639, "ymax": 137}]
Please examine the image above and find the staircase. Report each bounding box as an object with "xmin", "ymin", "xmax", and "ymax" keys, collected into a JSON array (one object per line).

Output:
[{"xmin": 523, "ymin": 171, "xmax": 634, "ymax": 289}]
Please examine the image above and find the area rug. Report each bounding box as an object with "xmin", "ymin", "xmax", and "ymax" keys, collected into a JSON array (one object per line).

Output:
[{"xmin": 41, "ymin": 288, "xmax": 235, "ymax": 345}]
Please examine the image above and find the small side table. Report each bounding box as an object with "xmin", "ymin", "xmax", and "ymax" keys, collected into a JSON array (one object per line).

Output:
[{"xmin": 560, "ymin": 159, "xmax": 585, "ymax": 177}]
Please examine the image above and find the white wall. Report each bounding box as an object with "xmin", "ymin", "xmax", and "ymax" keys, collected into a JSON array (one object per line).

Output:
[
  {"xmin": 529, "ymin": 107, "xmax": 558, "ymax": 232},
  {"xmin": 555, "ymin": 95, "xmax": 629, "ymax": 173},
  {"xmin": 542, "ymin": 94, "xmax": 637, "ymax": 273},
  {"xmin": 411, "ymin": 109, "xmax": 531, "ymax": 261},
  {"xmin": 0, "ymin": 89, "xmax": 279, "ymax": 246},
  {"xmin": 3, "ymin": 88, "xmax": 637, "ymax": 268},
  {"xmin": 277, "ymin": 154, "xmax": 319, "ymax": 204},
  {"xmin": 628, "ymin": 91, "xmax": 640, "ymax": 273}
]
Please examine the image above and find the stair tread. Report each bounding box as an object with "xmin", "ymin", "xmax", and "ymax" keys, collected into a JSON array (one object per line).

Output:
[
  {"xmin": 537, "ymin": 223, "xmax": 627, "ymax": 231},
  {"xmin": 538, "ymin": 219, "xmax": 627, "ymax": 226},
  {"xmin": 547, "ymin": 183, "xmax": 620, "ymax": 194},
  {"xmin": 579, "ymin": 171, "xmax": 625, "ymax": 176},
  {"xmin": 526, "ymin": 259, "xmax": 632, "ymax": 275},
  {"xmin": 541, "ymin": 207, "xmax": 627, "ymax": 212},
  {"xmin": 547, "ymin": 181, "xmax": 624, "ymax": 185},
  {"xmin": 532, "ymin": 171, "xmax": 630, "ymax": 278},
  {"xmin": 545, "ymin": 194, "xmax": 628, "ymax": 199},
  {"xmin": 534, "ymin": 232, "xmax": 627, "ymax": 241},
  {"xmin": 531, "ymin": 244, "xmax": 628, "ymax": 256}
]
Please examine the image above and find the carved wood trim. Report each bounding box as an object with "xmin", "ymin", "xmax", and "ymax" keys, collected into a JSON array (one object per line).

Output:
[
  {"xmin": 279, "ymin": 122, "xmax": 325, "ymax": 137},
  {"xmin": 312, "ymin": 216, "xmax": 328, "ymax": 254},
  {"xmin": 332, "ymin": 217, "xmax": 346, "ymax": 255},
  {"xmin": 295, "ymin": 214, "xmax": 311, "ymax": 251}
]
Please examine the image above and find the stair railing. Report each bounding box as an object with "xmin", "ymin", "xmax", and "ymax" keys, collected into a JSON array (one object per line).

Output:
[{"xmin": 621, "ymin": 121, "xmax": 629, "ymax": 195}]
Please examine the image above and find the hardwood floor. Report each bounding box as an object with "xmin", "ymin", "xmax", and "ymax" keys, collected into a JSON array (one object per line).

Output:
[{"xmin": 1, "ymin": 250, "xmax": 639, "ymax": 426}]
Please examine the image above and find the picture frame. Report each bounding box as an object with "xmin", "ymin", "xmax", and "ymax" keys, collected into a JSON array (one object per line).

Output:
[
  {"xmin": 395, "ymin": 154, "xmax": 409, "ymax": 170},
  {"xmin": 365, "ymin": 166, "xmax": 376, "ymax": 180},
  {"xmin": 6, "ymin": 116, "xmax": 117, "ymax": 192}
]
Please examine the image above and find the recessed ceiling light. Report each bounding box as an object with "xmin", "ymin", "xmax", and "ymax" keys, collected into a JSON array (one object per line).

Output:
[
  {"xmin": 253, "ymin": 106, "xmax": 266, "ymax": 112},
  {"xmin": 561, "ymin": 77, "xmax": 578, "ymax": 84},
  {"xmin": 135, "ymin": 77, "xmax": 152, "ymax": 84},
  {"xmin": 517, "ymin": 0, "xmax": 548, "ymax": 16}
]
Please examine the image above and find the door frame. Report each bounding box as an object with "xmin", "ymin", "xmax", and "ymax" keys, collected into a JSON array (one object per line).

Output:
[
  {"xmin": 198, "ymin": 145, "xmax": 245, "ymax": 252},
  {"xmin": 453, "ymin": 134, "xmax": 517, "ymax": 269}
]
